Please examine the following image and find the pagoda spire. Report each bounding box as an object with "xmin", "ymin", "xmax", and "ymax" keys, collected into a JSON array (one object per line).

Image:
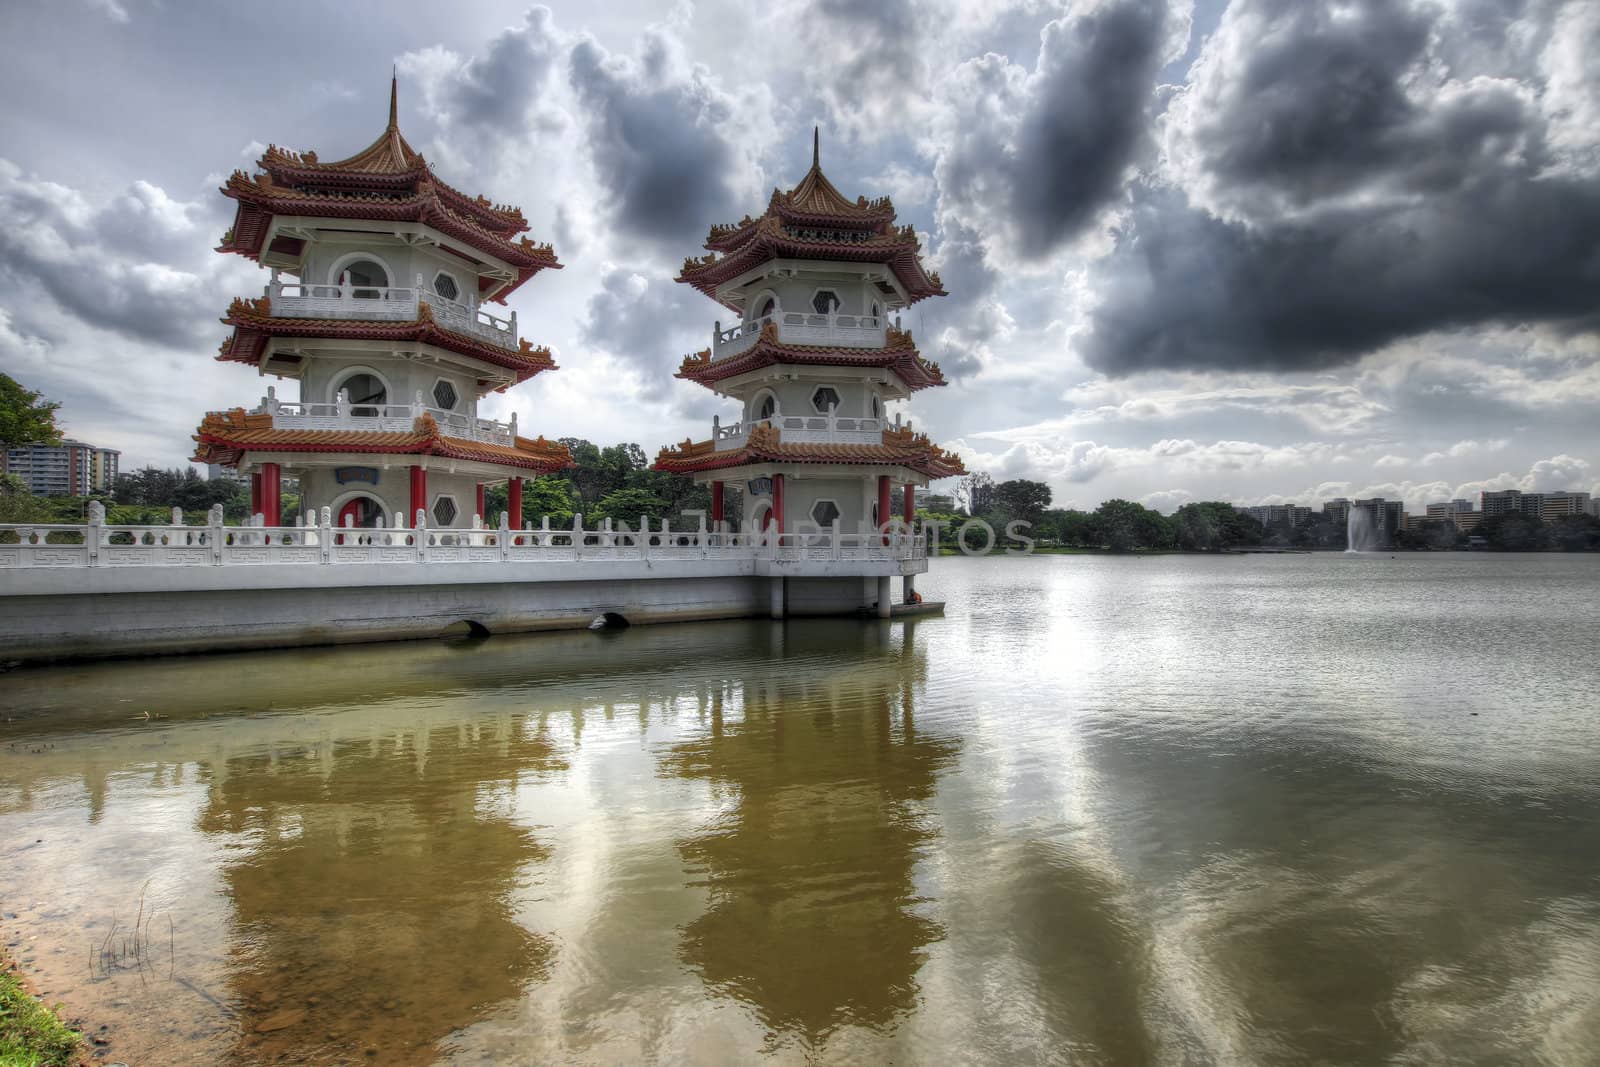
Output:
[
  {"xmin": 388, "ymin": 68, "xmax": 398, "ymax": 129},
  {"xmin": 812, "ymin": 126, "xmax": 819, "ymax": 169}
]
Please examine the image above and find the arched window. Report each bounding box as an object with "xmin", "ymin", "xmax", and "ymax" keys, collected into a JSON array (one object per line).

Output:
[
  {"xmin": 759, "ymin": 297, "xmax": 776, "ymax": 318},
  {"xmin": 870, "ymin": 393, "xmax": 881, "ymax": 419},
  {"xmin": 342, "ymin": 259, "xmax": 388, "ymax": 299},
  {"xmin": 336, "ymin": 371, "xmax": 387, "ymax": 417},
  {"xmin": 756, "ymin": 393, "xmax": 777, "ymax": 421}
]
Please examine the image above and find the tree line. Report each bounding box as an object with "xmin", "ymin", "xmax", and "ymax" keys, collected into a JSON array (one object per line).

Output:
[{"xmin": 923, "ymin": 473, "xmax": 1266, "ymax": 552}]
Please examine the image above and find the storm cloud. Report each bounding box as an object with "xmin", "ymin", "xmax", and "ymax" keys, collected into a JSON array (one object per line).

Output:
[{"xmin": 1084, "ymin": 0, "xmax": 1600, "ymax": 376}]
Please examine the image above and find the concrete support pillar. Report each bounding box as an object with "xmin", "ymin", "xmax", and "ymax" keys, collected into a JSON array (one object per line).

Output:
[
  {"xmin": 508, "ymin": 477, "xmax": 523, "ymax": 528},
  {"xmin": 903, "ymin": 483, "xmax": 915, "ymax": 524},
  {"xmin": 409, "ymin": 466, "xmax": 427, "ymax": 522},
  {"xmin": 711, "ymin": 480, "xmax": 724, "ymax": 524},
  {"xmin": 475, "ymin": 483, "xmax": 486, "ymax": 522},
  {"xmin": 902, "ymin": 574, "xmax": 915, "ymax": 601},
  {"xmin": 769, "ymin": 576, "xmax": 785, "ymax": 619},
  {"xmin": 773, "ymin": 474, "xmax": 785, "ymax": 535},
  {"xmin": 260, "ymin": 462, "xmax": 281, "ymax": 527},
  {"xmin": 878, "ymin": 475, "xmax": 892, "ymax": 543},
  {"xmin": 876, "ymin": 575, "xmax": 892, "ymax": 618}
]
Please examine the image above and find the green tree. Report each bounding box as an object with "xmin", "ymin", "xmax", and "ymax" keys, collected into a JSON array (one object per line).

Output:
[
  {"xmin": 1094, "ymin": 499, "xmax": 1172, "ymax": 551},
  {"xmin": 992, "ymin": 479, "xmax": 1052, "ymax": 526},
  {"xmin": 1172, "ymin": 502, "xmax": 1264, "ymax": 551},
  {"xmin": 1547, "ymin": 514, "xmax": 1600, "ymax": 552},
  {"xmin": 0, "ymin": 374, "xmax": 62, "ymax": 449},
  {"xmin": 1478, "ymin": 511, "xmax": 1546, "ymax": 551},
  {"xmin": 0, "ymin": 473, "xmax": 53, "ymax": 523},
  {"xmin": 593, "ymin": 487, "xmax": 667, "ymax": 526}
]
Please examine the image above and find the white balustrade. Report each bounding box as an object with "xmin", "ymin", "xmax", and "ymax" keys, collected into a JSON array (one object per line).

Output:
[
  {"xmin": 248, "ymin": 394, "xmax": 516, "ymax": 446},
  {"xmin": 0, "ymin": 514, "xmax": 927, "ymax": 569},
  {"xmin": 710, "ymin": 410, "xmax": 886, "ymax": 450},
  {"xmin": 266, "ymin": 280, "xmax": 518, "ymax": 350},
  {"xmin": 712, "ymin": 310, "xmax": 886, "ymax": 360}
]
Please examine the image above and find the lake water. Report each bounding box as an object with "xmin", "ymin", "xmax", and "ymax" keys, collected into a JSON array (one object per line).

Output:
[{"xmin": 2, "ymin": 553, "xmax": 1599, "ymax": 1065}]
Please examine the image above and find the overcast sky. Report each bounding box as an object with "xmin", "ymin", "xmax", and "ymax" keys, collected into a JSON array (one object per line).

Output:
[{"xmin": 2, "ymin": 0, "xmax": 1597, "ymax": 512}]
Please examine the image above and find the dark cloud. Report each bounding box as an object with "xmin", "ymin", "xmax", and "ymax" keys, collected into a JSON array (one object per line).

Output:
[
  {"xmin": 1175, "ymin": 0, "xmax": 1540, "ymax": 212},
  {"xmin": 567, "ymin": 31, "xmax": 747, "ymax": 255},
  {"xmin": 0, "ymin": 161, "xmax": 231, "ymax": 349},
  {"xmin": 937, "ymin": 0, "xmax": 1176, "ymax": 260},
  {"xmin": 578, "ymin": 264, "xmax": 707, "ymax": 378},
  {"xmin": 1085, "ymin": 176, "xmax": 1600, "ymax": 375},
  {"xmin": 427, "ymin": 6, "xmax": 562, "ymax": 130},
  {"xmin": 1083, "ymin": 0, "xmax": 1600, "ymax": 376},
  {"xmin": 789, "ymin": 0, "xmax": 927, "ymax": 135}
]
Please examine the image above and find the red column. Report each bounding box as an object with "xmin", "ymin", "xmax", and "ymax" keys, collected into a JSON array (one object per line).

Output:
[
  {"xmin": 877, "ymin": 475, "xmax": 892, "ymax": 542},
  {"xmin": 250, "ymin": 472, "xmax": 262, "ymax": 518},
  {"xmin": 508, "ymin": 477, "xmax": 523, "ymax": 528},
  {"xmin": 772, "ymin": 474, "xmax": 785, "ymax": 536},
  {"xmin": 904, "ymin": 483, "xmax": 915, "ymax": 524},
  {"xmin": 475, "ymin": 483, "xmax": 486, "ymax": 522},
  {"xmin": 409, "ymin": 465, "xmax": 426, "ymax": 524},
  {"xmin": 711, "ymin": 481, "xmax": 724, "ymax": 524},
  {"xmin": 260, "ymin": 462, "xmax": 280, "ymax": 527}
]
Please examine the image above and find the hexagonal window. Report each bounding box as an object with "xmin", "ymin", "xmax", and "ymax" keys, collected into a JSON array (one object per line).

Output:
[
  {"xmin": 432, "ymin": 379, "xmax": 459, "ymax": 411},
  {"xmin": 812, "ymin": 290, "xmax": 839, "ymax": 315},
  {"xmin": 433, "ymin": 272, "xmax": 460, "ymax": 301},
  {"xmin": 432, "ymin": 495, "xmax": 459, "ymax": 527},
  {"xmin": 812, "ymin": 386, "xmax": 840, "ymax": 413},
  {"xmin": 810, "ymin": 499, "xmax": 841, "ymax": 527}
]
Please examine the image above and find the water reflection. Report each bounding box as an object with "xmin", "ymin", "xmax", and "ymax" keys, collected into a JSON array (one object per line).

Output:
[
  {"xmin": 197, "ymin": 710, "xmax": 564, "ymax": 1063},
  {"xmin": 3, "ymin": 556, "xmax": 1600, "ymax": 1064},
  {"xmin": 664, "ymin": 624, "xmax": 958, "ymax": 1046}
]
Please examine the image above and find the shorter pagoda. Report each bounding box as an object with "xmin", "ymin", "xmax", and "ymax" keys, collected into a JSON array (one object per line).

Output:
[
  {"xmin": 194, "ymin": 79, "xmax": 571, "ymax": 530},
  {"xmin": 655, "ymin": 132, "xmax": 964, "ymax": 549}
]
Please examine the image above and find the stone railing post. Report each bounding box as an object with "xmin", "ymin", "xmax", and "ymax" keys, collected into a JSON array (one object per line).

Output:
[
  {"xmin": 538, "ymin": 514, "xmax": 551, "ymax": 547},
  {"xmin": 207, "ymin": 504, "xmax": 224, "ymax": 565},
  {"xmin": 640, "ymin": 516, "xmax": 651, "ymax": 562},
  {"xmin": 498, "ymin": 509, "xmax": 510, "ymax": 560},
  {"xmin": 832, "ymin": 518, "xmax": 842, "ymax": 561},
  {"xmin": 87, "ymin": 500, "xmax": 105, "ymax": 567},
  {"xmin": 415, "ymin": 509, "xmax": 428, "ymax": 562},
  {"xmin": 572, "ymin": 513, "xmax": 583, "ymax": 560},
  {"xmin": 319, "ymin": 506, "xmax": 332, "ymax": 562}
]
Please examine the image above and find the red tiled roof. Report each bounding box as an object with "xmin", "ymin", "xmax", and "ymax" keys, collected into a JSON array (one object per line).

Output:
[
  {"xmin": 218, "ymin": 296, "xmax": 557, "ymax": 390},
  {"xmin": 679, "ymin": 214, "xmax": 944, "ymax": 306},
  {"xmin": 192, "ymin": 410, "xmax": 574, "ymax": 474},
  {"xmin": 217, "ymin": 82, "xmax": 558, "ymax": 301},
  {"xmin": 680, "ymin": 138, "xmax": 942, "ymax": 306},
  {"xmin": 652, "ymin": 423, "xmax": 965, "ymax": 479},
  {"xmin": 676, "ymin": 323, "xmax": 947, "ymax": 391}
]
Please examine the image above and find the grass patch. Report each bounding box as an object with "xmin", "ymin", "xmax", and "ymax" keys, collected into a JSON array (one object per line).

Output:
[{"xmin": 0, "ymin": 967, "xmax": 81, "ymax": 1067}]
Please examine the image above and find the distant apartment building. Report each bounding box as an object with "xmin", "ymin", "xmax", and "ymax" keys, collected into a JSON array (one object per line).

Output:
[
  {"xmin": 1, "ymin": 439, "xmax": 120, "ymax": 496},
  {"xmin": 1425, "ymin": 499, "xmax": 1478, "ymax": 527},
  {"xmin": 1322, "ymin": 498, "xmax": 1350, "ymax": 527},
  {"xmin": 1241, "ymin": 504, "xmax": 1314, "ymax": 528},
  {"xmin": 1481, "ymin": 488, "xmax": 1592, "ymax": 521},
  {"xmin": 1540, "ymin": 491, "xmax": 1591, "ymax": 521},
  {"xmin": 1481, "ymin": 489, "xmax": 1543, "ymax": 516}
]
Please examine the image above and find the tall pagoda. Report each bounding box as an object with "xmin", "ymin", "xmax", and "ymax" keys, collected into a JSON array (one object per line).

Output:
[
  {"xmin": 654, "ymin": 131, "xmax": 964, "ymax": 546},
  {"xmin": 193, "ymin": 79, "xmax": 571, "ymax": 530}
]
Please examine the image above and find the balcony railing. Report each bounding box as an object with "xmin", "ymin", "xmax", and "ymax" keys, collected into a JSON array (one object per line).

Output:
[
  {"xmin": 266, "ymin": 278, "xmax": 518, "ymax": 350},
  {"xmin": 712, "ymin": 410, "xmax": 887, "ymax": 450},
  {"xmin": 712, "ymin": 310, "xmax": 886, "ymax": 360},
  {"xmin": 0, "ymin": 505, "xmax": 928, "ymax": 569},
  {"xmin": 249, "ymin": 391, "xmax": 518, "ymax": 447}
]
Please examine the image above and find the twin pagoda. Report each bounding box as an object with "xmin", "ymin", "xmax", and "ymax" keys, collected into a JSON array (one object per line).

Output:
[{"xmin": 194, "ymin": 87, "xmax": 963, "ymax": 547}]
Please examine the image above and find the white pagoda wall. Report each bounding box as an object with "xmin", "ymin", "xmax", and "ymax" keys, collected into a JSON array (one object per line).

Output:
[{"xmin": 296, "ymin": 467, "xmax": 493, "ymax": 527}]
